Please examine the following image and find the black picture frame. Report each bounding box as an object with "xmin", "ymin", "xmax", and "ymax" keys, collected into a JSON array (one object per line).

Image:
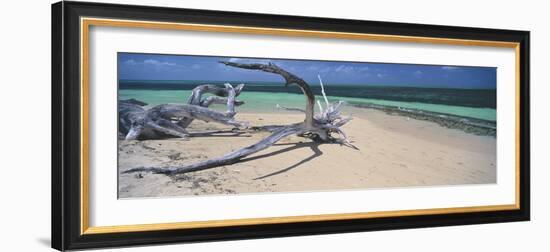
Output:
[{"xmin": 52, "ymin": 1, "xmax": 530, "ymax": 251}]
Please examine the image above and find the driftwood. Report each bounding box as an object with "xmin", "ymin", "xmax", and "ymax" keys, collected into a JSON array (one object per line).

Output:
[
  {"xmin": 177, "ymin": 83, "xmax": 245, "ymax": 128},
  {"xmin": 118, "ymin": 83, "xmax": 247, "ymax": 140},
  {"xmin": 124, "ymin": 61, "xmax": 353, "ymax": 175}
]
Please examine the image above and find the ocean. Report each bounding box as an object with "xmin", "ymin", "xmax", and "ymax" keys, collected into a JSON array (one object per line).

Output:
[{"xmin": 119, "ymin": 80, "xmax": 497, "ymax": 122}]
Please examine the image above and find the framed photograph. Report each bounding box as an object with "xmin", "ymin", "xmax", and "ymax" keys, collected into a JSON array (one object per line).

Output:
[{"xmin": 52, "ymin": 1, "xmax": 530, "ymax": 250}]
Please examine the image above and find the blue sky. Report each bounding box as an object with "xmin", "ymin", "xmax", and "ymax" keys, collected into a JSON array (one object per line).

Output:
[{"xmin": 118, "ymin": 53, "xmax": 496, "ymax": 89}]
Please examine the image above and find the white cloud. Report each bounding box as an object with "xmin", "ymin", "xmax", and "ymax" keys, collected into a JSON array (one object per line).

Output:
[
  {"xmin": 305, "ymin": 65, "xmax": 332, "ymax": 74},
  {"xmin": 441, "ymin": 66, "xmax": 459, "ymax": 70},
  {"xmin": 143, "ymin": 59, "xmax": 176, "ymax": 67},
  {"xmin": 124, "ymin": 58, "xmax": 185, "ymax": 73},
  {"xmin": 125, "ymin": 59, "xmax": 178, "ymax": 68},
  {"xmin": 376, "ymin": 73, "xmax": 387, "ymax": 78},
  {"xmin": 124, "ymin": 59, "xmax": 137, "ymax": 65},
  {"xmin": 335, "ymin": 65, "xmax": 354, "ymax": 73}
]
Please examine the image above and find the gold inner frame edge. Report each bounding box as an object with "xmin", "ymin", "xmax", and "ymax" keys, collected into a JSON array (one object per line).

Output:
[{"xmin": 80, "ymin": 17, "xmax": 522, "ymax": 235}]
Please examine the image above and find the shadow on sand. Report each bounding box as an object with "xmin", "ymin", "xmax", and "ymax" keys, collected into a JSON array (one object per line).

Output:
[{"xmin": 235, "ymin": 142, "xmax": 324, "ymax": 180}]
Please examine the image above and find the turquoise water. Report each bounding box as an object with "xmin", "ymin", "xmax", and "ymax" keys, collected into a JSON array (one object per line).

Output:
[{"xmin": 119, "ymin": 89, "xmax": 496, "ymax": 122}]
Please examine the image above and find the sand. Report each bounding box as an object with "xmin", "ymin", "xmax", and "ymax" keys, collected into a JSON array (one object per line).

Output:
[{"xmin": 118, "ymin": 107, "xmax": 496, "ymax": 198}]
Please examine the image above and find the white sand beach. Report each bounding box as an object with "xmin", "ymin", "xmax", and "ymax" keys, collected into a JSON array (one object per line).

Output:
[{"xmin": 118, "ymin": 107, "xmax": 496, "ymax": 198}]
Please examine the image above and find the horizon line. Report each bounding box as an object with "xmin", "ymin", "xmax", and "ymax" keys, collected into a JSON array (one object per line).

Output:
[{"xmin": 118, "ymin": 79, "xmax": 497, "ymax": 90}]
